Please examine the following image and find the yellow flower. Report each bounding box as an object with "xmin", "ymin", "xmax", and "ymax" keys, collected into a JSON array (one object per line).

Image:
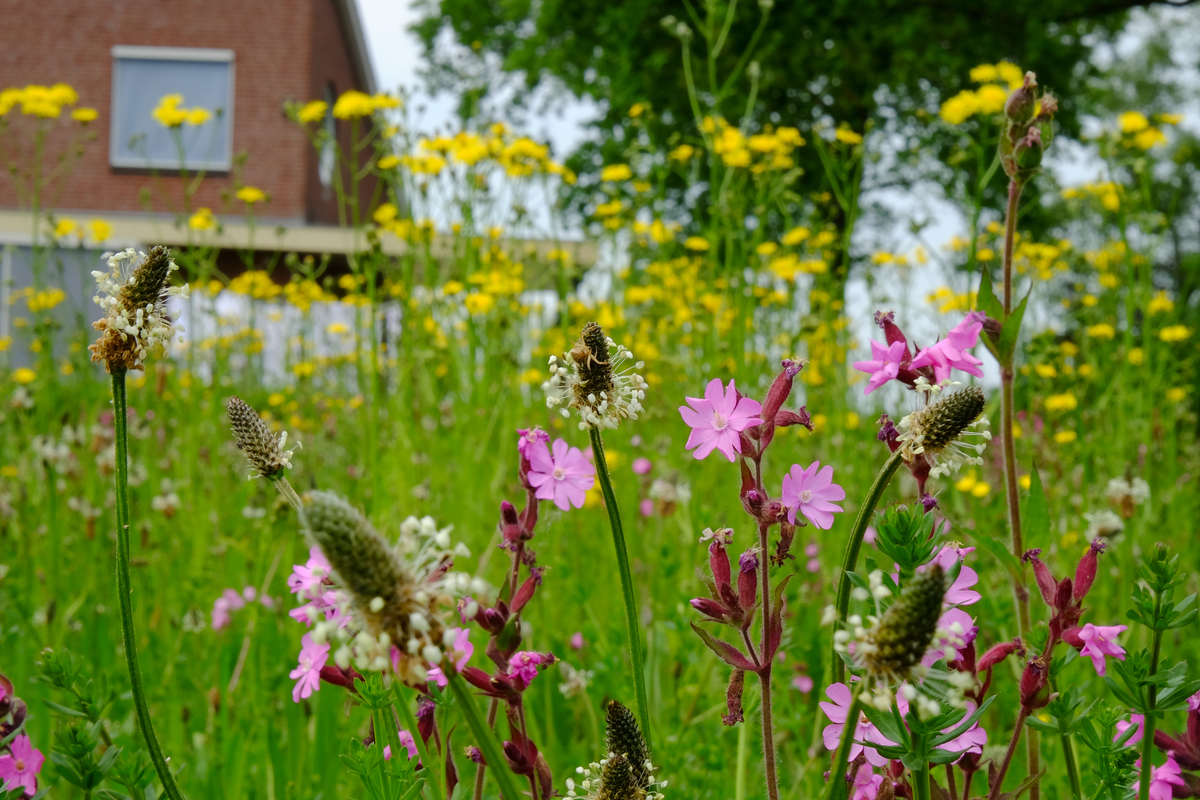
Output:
[
  {"xmin": 684, "ymin": 237, "xmax": 710, "ymax": 252},
  {"xmin": 1159, "ymin": 325, "xmax": 1191, "ymax": 342},
  {"xmin": 12, "ymin": 368, "xmax": 35, "ymax": 385},
  {"xmin": 333, "ymin": 90, "xmax": 375, "ymax": 119},
  {"xmin": 756, "ymin": 242, "xmax": 779, "ymax": 256},
  {"xmin": 371, "ymin": 93, "xmax": 401, "ymax": 110},
  {"xmin": 971, "ymin": 481, "xmax": 991, "ymax": 498},
  {"xmin": 1019, "ymin": 474, "xmax": 1032, "ymax": 490},
  {"xmin": 186, "ymin": 107, "xmax": 211, "ymax": 126},
  {"xmin": 977, "ymin": 248, "xmax": 995, "ymax": 261},
  {"xmin": 601, "ymin": 164, "xmax": 633, "ymax": 182},
  {"xmin": 1060, "ymin": 341, "xmax": 1079, "ymax": 357},
  {"xmin": 1132, "ymin": 127, "xmax": 1166, "ymax": 150},
  {"xmin": 1045, "ymin": 393, "xmax": 1077, "ymax": 412},
  {"xmin": 845, "ymin": 412, "xmax": 860, "ymax": 430},
  {"xmin": 1099, "ymin": 273, "xmax": 1120, "ymax": 289},
  {"xmin": 955, "ymin": 472, "xmax": 978, "ymax": 493},
  {"xmin": 1034, "ymin": 363, "xmax": 1058, "ymax": 379},
  {"xmin": 152, "ymin": 94, "xmax": 188, "ymax": 127},
  {"xmin": 326, "ymin": 323, "xmax": 350, "ymax": 335},
  {"xmin": 373, "ymin": 203, "xmax": 399, "ymax": 225},
  {"xmin": 1078, "ymin": 363, "xmax": 1095, "ymax": 377},
  {"xmin": 871, "ymin": 252, "xmax": 894, "ymax": 265},
  {"xmin": 1167, "ymin": 387, "xmax": 1187, "ymax": 403},
  {"xmin": 236, "ymin": 186, "xmax": 267, "ymax": 204},
  {"xmin": 1148, "ymin": 291, "xmax": 1174, "ymax": 314},
  {"xmin": 464, "ymin": 293, "xmax": 496, "ymax": 315},
  {"xmin": 834, "ymin": 125, "xmax": 862, "ymax": 145},
  {"xmin": 1054, "ymin": 430, "xmax": 1077, "ymax": 444},
  {"xmin": 297, "ymin": 100, "xmax": 328, "ymax": 123},
  {"xmin": 442, "ymin": 281, "xmax": 464, "ymax": 295},
  {"xmin": 90, "ymin": 219, "xmax": 112, "ymax": 242},
  {"xmin": 1082, "ymin": 294, "xmax": 1098, "ymax": 307},
  {"xmin": 669, "ymin": 144, "xmax": 695, "ymax": 161},
  {"xmin": 0, "ymin": 337, "xmax": 11, "ymax": 353},
  {"xmin": 974, "ymin": 84, "xmax": 1009, "ymax": 114},
  {"xmin": 377, "ymin": 155, "xmax": 400, "ymax": 170},
  {"xmin": 939, "ymin": 90, "xmax": 979, "ymax": 125},
  {"xmin": 1086, "ymin": 323, "xmax": 1116, "ymax": 339},
  {"xmin": 1119, "ymin": 111, "xmax": 1149, "ymax": 133},
  {"xmin": 1128, "ymin": 347, "xmax": 1144, "ymax": 365},
  {"xmin": 27, "ymin": 288, "xmax": 66, "ymax": 313},
  {"xmin": 969, "ymin": 64, "xmax": 999, "ymax": 83},
  {"xmin": 629, "ymin": 103, "xmax": 647, "ymax": 118},
  {"xmin": 594, "ymin": 199, "xmax": 623, "ymax": 217},
  {"xmin": 0, "ymin": 466, "xmax": 17, "ymax": 478},
  {"xmin": 1011, "ymin": 422, "xmax": 1022, "ymax": 439},
  {"xmin": 292, "ymin": 362, "xmax": 315, "ymax": 377},
  {"xmin": 189, "ymin": 208, "xmax": 217, "ymax": 231},
  {"xmin": 1159, "ymin": 113, "xmax": 1184, "ymax": 126},
  {"xmin": 53, "ymin": 218, "xmax": 79, "ymax": 238},
  {"xmin": 995, "ymin": 62, "xmax": 1025, "ymax": 89},
  {"xmin": 781, "ymin": 226, "xmax": 810, "ymax": 246},
  {"xmin": 268, "ymin": 392, "xmax": 286, "ymax": 406},
  {"xmin": 72, "ymin": 107, "xmax": 98, "ymax": 123}
]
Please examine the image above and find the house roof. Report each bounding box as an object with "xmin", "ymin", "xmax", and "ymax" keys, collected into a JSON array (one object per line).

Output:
[{"xmin": 335, "ymin": 0, "xmax": 377, "ymax": 94}]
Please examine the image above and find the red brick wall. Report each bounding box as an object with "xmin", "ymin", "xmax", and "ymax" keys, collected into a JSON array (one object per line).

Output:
[{"xmin": 0, "ymin": 0, "xmax": 374, "ymax": 225}]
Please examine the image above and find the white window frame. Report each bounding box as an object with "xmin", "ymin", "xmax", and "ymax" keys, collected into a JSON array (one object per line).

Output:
[{"xmin": 109, "ymin": 45, "xmax": 236, "ymax": 170}]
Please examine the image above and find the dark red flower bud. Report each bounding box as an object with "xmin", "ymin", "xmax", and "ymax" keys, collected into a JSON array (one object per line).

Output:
[
  {"xmin": 319, "ymin": 664, "xmax": 363, "ymax": 691},
  {"xmin": 465, "ymin": 746, "xmax": 486, "ymax": 765},
  {"xmin": 500, "ymin": 500, "xmax": 522, "ymax": 543},
  {"xmin": 875, "ymin": 311, "xmax": 911, "ymax": 360},
  {"xmin": 1061, "ymin": 627, "xmax": 1084, "ymax": 648},
  {"xmin": 977, "ymin": 638, "xmax": 1025, "ymax": 672},
  {"xmin": 775, "ymin": 407, "xmax": 813, "ymax": 431},
  {"xmin": 741, "ymin": 488, "xmax": 766, "ymax": 519},
  {"xmin": 1055, "ymin": 577, "xmax": 1074, "ymax": 611},
  {"xmin": 690, "ymin": 597, "xmax": 732, "ymax": 623},
  {"xmin": 1022, "ymin": 549, "xmax": 1058, "ymax": 607},
  {"xmin": 760, "ymin": 360, "xmax": 802, "ymax": 431},
  {"xmin": 708, "ymin": 532, "xmax": 733, "ymax": 592},
  {"xmin": 723, "ymin": 669, "xmax": 746, "ymax": 726},
  {"xmin": 1020, "ymin": 657, "xmax": 1050, "ymax": 709},
  {"xmin": 1073, "ymin": 539, "xmax": 1106, "ymax": 603},
  {"xmin": 738, "ymin": 550, "xmax": 759, "ymax": 613}
]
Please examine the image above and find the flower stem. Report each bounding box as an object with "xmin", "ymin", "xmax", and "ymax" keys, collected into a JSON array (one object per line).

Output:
[
  {"xmin": 823, "ymin": 682, "xmax": 864, "ymax": 800},
  {"xmin": 832, "ymin": 449, "xmax": 904, "ymax": 683},
  {"xmin": 757, "ymin": 522, "xmax": 780, "ymax": 800},
  {"xmin": 111, "ymin": 369, "xmax": 186, "ymax": 800},
  {"xmin": 271, "ymin": 475, "xmax": 302, "ymax": 512},
  {"xmin": 588, "ymin": 426, "xmax": 653, "ymax": 752},
  {"xmin": 472, "ymin": 699, "xmax": 500, "ymax": 800},
  {"xmin": 447, "ymin": 670, "xmax": 525, "ymax": 800},
  {"xmin": 736, "ymin": 720, "xmax": 749, "ymax": 800},
  {"xmin": 1138, "ymin": 599, "xmax": 1166, "ymax": 800},
  {"xmin": 1061, "ymin": 730, "xmax": 1083, "ymax": 800},
  {"xmin": 986, "ymin": 708, "xmax": 1029, "ymax": 800},
  {"xmin": 912, "ymin": 735, "xmax": 932, "ymax": 800}
]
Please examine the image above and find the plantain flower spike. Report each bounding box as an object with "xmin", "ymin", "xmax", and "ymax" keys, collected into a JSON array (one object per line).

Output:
[
  {"xmin": 896, "ymin": 385, "xmax": 989, "ymax": 478},
  {"xmin": 860, "ymin": 564, "xmax": 947, "ymax": 683},
  {"xmin": 225, "ymin": 396, "xmax": 301, "ymax": 480},
  {"xmin": 89, "ymin": 246, "xmax": 189, "ymax": 372},
  {"xmin": 566, "ymin": 700, "xmax": 666, "ymax": 800},
  {"xmin": 545, "ymin": 322, "xmax": 648, "ymax": 430}
]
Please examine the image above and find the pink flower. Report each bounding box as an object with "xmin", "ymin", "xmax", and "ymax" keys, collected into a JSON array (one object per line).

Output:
[
  {"xmin": 1143, "ymin": 752, "xmax": 1186, "ymax": 800},
  {"xmin": 517, "ymin": 428, "xmax": 549, "ymax": 460},
  {"xmin": 570, "ymin": 632, "xmax": 586, "ymax": 650},
  {"xmin": 632, "ymin": 457, "xmax": 653, "ymax": 475},
  {"xmin": 290, "ymin": 633, "xmax": 329, "ymax": 703},
  {"xmin": 384, "ymin": 729, "xmax": 419, "ymax": 762},
  {"xmin": 925, "ymin": 545, "xmax": 981, "ymax": 606},
  {"xmin": 851, "ymin": 765, "xmax": 885, "ymax": 800},
  {"xmin": 679, "ymin": 378, "xmax": 764, "ymax": 462},
  {"xmin": 792, "ymin": 674, "xmax": 814, "ymax": 693},
  {"xmin": 781, "ymin": 462, "xmax": 846, "ymax": 529},
  {"xmin": 1077, "ymin": 623, "xmax": 1128, "ymax": 676},
  {"xmin": 909, "ymin": 314, "xmax": 985, "ymax": 382},
  {"xmin": 212, "ymin": 588, "xmax": 248, "ymax": 631},
  {"xmin": 852, "ymin": 340, "xmax": 906, "ymax": 395},
  {"xmin": 807, "ymin": 558, "xmax": 820, "ymax": 573},
  {"xmin": 288, "ymin": 547, "xmax": 331, "ymax": 599},
  {"xmin": 1116, "ymin": 713, "xmax": 1145, "ymax": 746},
  {"xmin": 508, "ymin": 652, "xmax": 547, "ymax": 687},
  {"xmin": 639, "ymin": 498, "xmax": 654, "ymax": 517},
  {"xmin": 526, "ymin": 438, "xmax": 596, "ymax": 511},
  {"xmin": 923, "ymin": 608, "xmax": 976, "ymax": 667},
  {"xmin": 0, "ymin": 734, "xmax": 44, "ymax": 797},
  {"xmin": 896, "ymin": 693, "xmax": 987, "ymax": 759},
  {"xmin": 1189, "ymin": 691, "xmax": 1200, "ymax": 712},
  {"xmin": 428, "ymin": 628, "xmax": 473, "ymax": 688},
  {"xmin": 820, "ymin": 683, "xmax": 897, "ymax": 767}
]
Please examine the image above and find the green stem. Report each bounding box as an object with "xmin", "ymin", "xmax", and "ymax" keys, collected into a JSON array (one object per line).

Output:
[
  {"xmin": 1061, "ymin": 731, "xmax": 1083, "ymax": 800},
  {"xmin": 735, "ymin": 718, "xmax": 749, "ymax": 800},
  {"xmin": 823, "ymin": 682, "xmax": 864, "ymax": 800},
  {"xmin": 111, "ymin": 369, "xmax": 186, "ymax": 800},
  {"xmin": 271, "ymin": 475, "xmax": 302, "ymax": 512},
  {"xmin": 987, "ymin": 709, "xmax": 1029, "ymax": 800},
  {"xmin": 832, "ymin": 449, "xmax": 903, "ymax": 682},
  {"xmin": 1138, "ymin": 604, "xmax": 1165, "ymax": 800},
  {"xmin": 392, "ymin": 683, "xmax": 444, "ymax": 799},
  {"xmin": 446, "ymin": 670, "xmax": 524, "ymax": 800},
  {"xmin": 588, "ymin": 427, "xmax": 653, "ymax": 752},
  {"xmin": 912, "ymin": 734, "xmax": 932, "ymax": 800}
]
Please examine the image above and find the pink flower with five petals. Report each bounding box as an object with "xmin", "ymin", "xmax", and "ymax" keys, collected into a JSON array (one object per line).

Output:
[
  {"xmin": 852, "ymin": 340, "xmax": 907, "ymax": 395},
  {"xmin": 781, "ymin": 462, "xmax": 846, "ymax": 529},
  {"xmin": 679, "ymin": 378, "xmax": 764, "ymax": 461},
  {"xmin": 0, "ymin": 734, "xmax": 44, "ymax": 797},
  {"xmin": 526, "ymin": 439, "xmax": 596, "ymax": 511},
  {"xmin": 820, "ymin": 683, "xmax": 898, "ymax": 767},
  {"xmin": 290, "ymin": 633, "xmax": 329, "ymax": 703},
  {"xmin": 1075, "ymin": 623, "xmax": 1128, "ymax": 676},
  {"xmin": 909, "ymin": 313, "xmax": 986, "ymax": 382}
]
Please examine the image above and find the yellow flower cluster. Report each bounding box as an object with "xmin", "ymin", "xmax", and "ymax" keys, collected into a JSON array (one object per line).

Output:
[
  {"xmin": 228, "ymin": 271, "xmax": 283, "ymax": 300},
  {"xmin": 189, "ymin": 208, "xmax": 217, "ymax": 231},
  {"xmin": 1013, "ymin": 238, "xmax": 1071, "ymax": 280},
  {"xmin": 236, "ymin": 186, "xmax": 267, "ymax": 205},
  {"xmin": 332, "ymin": 91, "xmax": 400, "ymax": 120},
  {"xmin": 927, "ymin": 286, "xmax": 976, "ymax": 313},
  {"xmin": 1116, "ymin": 111, "xmax": 1181, "ymax": 151},
  {"xmin": 152, "ymin": 94, "xmax": 212, "ymax": 128},
  {"xmin": 1062, "ymin": 182, "xmax": 1121, "ymax": 212},
  {"xmin": 10, "ymin": 286, "xmax": 66, "ymax": 313},
  {"xmin": 1159, "ymin": 325, "xmax": 1191, "ymax": 343},
  {"xmin": 389, "ymin": 127, "xmax": 573, "ymax": 182},
  {"xmin": 50, "ymin": 218, "xmax": 111, "ymax": 242},
  {"xmin": 0, "ymin": 84, "xmax": 90, "ymax": 119},
  {"xmin": 939, "ymin": 62, "xmax": 1024, "ymax": 125},
  {"xmin": 701, "ymin": 116, "xmax": 804, "ymax": 171},
  {"xmin": 1045, "ymin": 392, "xmax": 1078, "ymax": 412}
]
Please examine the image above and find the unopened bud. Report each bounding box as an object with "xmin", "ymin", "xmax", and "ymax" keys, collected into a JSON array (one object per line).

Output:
[
  {"xmin": 500, "ymin": 500, "xmax": 521, "ymax": 542},
  {"xmin": 1019, "ymin": 657, "xmax": 1050, "ymax": 709},
  {"xmin": 724, "ymin": 669, "xmax": 745, "ymax": 725},
  {"xmin": 977, "ymin": 638, "xmax": 1025, "ymax": 671},
  {"xmin": 1005, "ymin": 72, "xmax": 1038, "ymax": 124},
  {"xmin": 737, "ymin": 551, "xmax": 759, "ymax": 613},
  {"xmin": 1073, "ymin": 539, "xmax": 1106, "ymax": 603},
  {"xmin": 1022, "ymin": 549, "xmax": 1058, "ymax": 607},
  {"xmin": 1015, "ymin": 126, "xmax": 1044, "ymax": 170},
  {"xmin": 465, "ymin": 746, "xmax": 485, "ymax": 765},
  {"xmin": 1054, "ymin": 577, "xmax": 1074, "ymax": 610}
]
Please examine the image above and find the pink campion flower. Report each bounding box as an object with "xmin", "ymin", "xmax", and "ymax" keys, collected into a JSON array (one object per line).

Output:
[
  {"xmin": 896, "ymin": 693, "xmax": 987, "ymax": 759},
  {"xmin": 909, "ymin": 313, "xmax": 986, "ymax": 382},
  {"xmin": 427, "ymin": 628, "xmax": 474, "ymax": 688},
  {"xmin": 0, "ymin": 734, "xmax": 44, "ymax": 797},
  {"xmin": 212, "ymin": 588, "xmax": 248, "ymax": 631},
  {"xmin": 570, "ymin": 632, "xmax": 586, "ymax": 650},
  {"xmin": 516, "ymin": 428, "xmax": 549, "ymax": 460},
  {"xmin": 679, "ymin": 378, "xmax": 764, "ymax": 462},
  {"xmin": 852, "ymin": 340, "xmax": 907, "ymax": 395},
  {"xmin": 851, "ymin": 766, "xmax": 885, "ymax": 800},
  {"xmin": 632, "ymin": 457, "xmax": 653, "ymax": 475},
  {"xmin": 1189, "ymin": 691, "xmax": 1200, "ymax": 712},
  {"xmin": 923, "ymin": 545, "xmax": 981, "ymax": 606},
  {"xmin": 792, "ymin": 674, "xmax": 814, "ymax": 693},
  {"xmin": 288, "ymin": 547, "xmax": 331, "ymax": 599},
  {"xmin": 639, "ymin": 498, "xmax": 654, "ymax": 517},
  {"xmin": 781, "ymin": 462, "xmax": 846, "ymax": 529},
  {"xmin": 820, "ymin": 683, "xmax": 897, "ymax": 767},
  {"xmin": 1115, "ymin": 713, "xmax": 1145, "ymax": 746},
  {"xmin": 1075, "ymin": 623, "xmax": 1128, "ymax": 676},
  {"xmin": 1144, "ymin": 752, "xmax": 1186, "ymax": 800},
  {"xmin": 290, "ymin": 633, "xmax": 329, "ymax": 703},
  {"xmin": 509, "ymin": 652, "xmax": 547, "ymax": 686},
  {"xmin": 807, "ymin": 558, "xmax": 820, "ymax": 573},
  {"xmin": 526, "ymin": 438, "xmax": 595, "ymax": 511},
  {"xmin": 384, "ymin": 729, "xmax": 419, "ymax": 762},
  {"xmin": 923, "ymin": 608, "xmax": 976, "ymax": 667}
]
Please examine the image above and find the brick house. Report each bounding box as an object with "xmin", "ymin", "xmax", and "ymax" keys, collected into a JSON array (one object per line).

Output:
[{"xmin": 0, "ymin": 0, "xmax": 378, "ymax": 232}]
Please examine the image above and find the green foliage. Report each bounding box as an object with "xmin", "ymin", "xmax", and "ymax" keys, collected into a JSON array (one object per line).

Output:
[{"xmin": 872, "ymin": 505, "xmax": 939, "ymax": 581}]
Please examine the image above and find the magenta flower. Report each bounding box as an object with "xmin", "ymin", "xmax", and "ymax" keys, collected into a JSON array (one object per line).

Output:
[
  {"xmin": 211, "ymin": 588, "xmax": 247, "ymax": 631},
  {"xmin": 820, "ymin": 683, "xmax": 897, "ymax": 767},
  {"xmin": 508, "ymin": 651, "xmax": 547, "ymax": 687},
  {"xmin": 517, "ymin": 428, "xmax": 549, "ymax": 460},
  {"xmin": 926, "ymin": 545, "xmax": 981, "ymax": 606},
  {"xmin": 792, "ymin": 674, "xmax": 814, "ymax": 693},
  {"xmin": 526, "ymin": 438, "xmax": 595, "ymax": 511},
  {"xmin": 288, "ymin": 547, "xmax": 331, "ymax": 599},
  {"xmin": 896, "ymin": 693, "xmax": 987, "ymax": 759},
  {"xmin": 428, "ymin": 627, "xmax": 473, "ymax": 688},
  {"xmin": 290, "ymin": 633, "xmax": 329, "ymax": 703},
  {"xmin": 570, "ymin": 632, "xmax": 586, "ymax": 650},
  {"xmin": 632, "ymin": 457, "xmax": 653, "ymax": 475},
  {"xmin": 909, "ymin": 313, "xmax": 985, "ymax": 382},
  {"xmin": 1115, "ymin": 713, "xmax": 1145, "ymax": 746},
  {"xmin": 1190, "ymin": 691, "xmax": 1200, "ymax": 712},
  {"xmin": 852, "ymin": 340, "xmax": 907, "ymax": 395},
  {"xmin": 1144, "ymin": 753, "xmax": 1186, "ymax": 800},
  {"xmin": 639, "ymin": 498, "xmax": 654, "ymax": 517},
  {"xmin": 851, "ymin": 766, "xmax": 885, "ymax": 800},
  {"xmin": 0, "ymin": 734, "xmax": 44, "ymax": 797},
  {"xmin": 1076, "ymin": 623, "xmax": 1128, "ymax": 676},
  {"xmin": 679, "ymin": 378, "xmax": 764, "ymax": 461},
  {"xmin": 923, "ymin": 608, "xmax": 976, "ymax": 667},
  {"xmin": 781, "ymin": 462, "xmax": 846, "ymax": 529},
  {"xmin": 384, "ymin": 729, "xmax": 419, "ymax": 762}
]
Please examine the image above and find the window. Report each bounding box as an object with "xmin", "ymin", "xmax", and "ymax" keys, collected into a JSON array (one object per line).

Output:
[
  {"xmin": 110, "ymin": 46, "xmax": 234, "ymax": 170},
  {"xmin": 318, "ymin": 84, "xmax": 336, "ymax": 187}
]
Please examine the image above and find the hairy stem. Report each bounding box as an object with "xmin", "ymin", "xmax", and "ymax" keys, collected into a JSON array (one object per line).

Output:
[
  {"xmin": 758, "ymin": 522, "xmax": 779, "ymax": 800},
  {"xmin": 472, "ymin": 699, "xmax": 500, "ymax": 800},
  {"xmin": 912, "ymin": 734, "xmax": 931, "ymax": 800},
  {"xmin": 832, "ymin": 449, "xmax": 904, "ymax": 682},
  {"xmin": 588, "ymin": 427, "xmax": 653, "ymax": 751},
  {"xmin": 447, "ymin": 671, "xmax": 524, "ymax": 800},
  {"xmin": 987, "ymin": 709, "xmax": 1029, "ymax": 800},
  {"xmin": 111, "ymin": 369, "xmax": 186, "ymax": 800},
  {"xmin": 1138, "ymin": 599, "xmax": 1166, "ymax": 800},
  {"xmin": 1061, "ymin": 730, "xmax": 1083, "ymax": 800},
  {"xmin": 271, "ymin": 475, "xmax": 302, "ymax": 512}
]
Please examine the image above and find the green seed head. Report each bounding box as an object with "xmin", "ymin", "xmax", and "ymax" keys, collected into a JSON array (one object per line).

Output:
[
  {"xmin": 862, "ymin": 564, "xmax": 946, "ymax": 681},
  {"xmin": 918, "ymin": 387, "xmax": 985, "ymax": 452},
  {"xmin": 119, "ymin": 245, "xmax": 174, "ymax": 310},
  {"xmin": 572, "ymin": 321, "xmax": 615, "ymax": 404},
  {"xmin": 597, "ymin": 754, "xmax": 645, "ymax": 800},
  {"xmin": 226, "ymin": 396, "xmax": 289, "ymax": 479},
  {"xmin": 605, "ymin": 700, "xmax": 652, "ymax": 790}
]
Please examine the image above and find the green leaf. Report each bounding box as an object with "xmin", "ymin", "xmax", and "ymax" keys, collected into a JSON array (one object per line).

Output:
[
  {"xmin": 976, "ymin": 266, "xmax": 1004, "ymax": 322},
  {"xmin": 1021, "ymin": 464, "xmax": 1050, "ymax": 546},
  {"xmin": 966, "ymin": 529, "xmax": 1021, "ymax": 579},
  {"xmin": 930, "ymin": 696, "xmax": 995, "ymax": 746},
  {"xmin": 999, "ymin": 288, "xmax": 1031, "ymax": 362}
]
